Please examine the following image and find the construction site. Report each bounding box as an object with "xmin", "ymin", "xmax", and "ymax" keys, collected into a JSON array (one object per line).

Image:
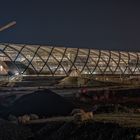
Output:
[{"xmin": 0, "ymin": 22, "xmax": 140, "ymax": 140}]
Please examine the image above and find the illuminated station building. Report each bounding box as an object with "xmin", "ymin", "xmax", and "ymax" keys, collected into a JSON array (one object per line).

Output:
[{"xmin": 0, "ymin": 43, "xmax": 140, "ymax": 84}]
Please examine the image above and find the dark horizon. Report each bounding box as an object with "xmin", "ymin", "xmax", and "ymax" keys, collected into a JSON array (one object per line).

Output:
[{"xmin": 1, "ymin": 0, "xmax": 140, "ymax": 52}]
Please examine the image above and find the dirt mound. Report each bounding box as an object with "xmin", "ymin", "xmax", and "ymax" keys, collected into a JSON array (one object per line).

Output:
[{"xmin": 3, "ymin": 89, "xmax": 74, "ymax": 117}]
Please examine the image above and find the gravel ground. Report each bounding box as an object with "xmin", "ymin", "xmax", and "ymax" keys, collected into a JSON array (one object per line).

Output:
[
  {"xmin": 0, "ymin": 114, "xmax": 140, "ymax": 140},
  {"xmin": 30, "ymin": 121, "xmax": 140, "ymax": 140},
  {"xmin": 0, "ymin": 119, "xmax": 32, "ymax": 140}
]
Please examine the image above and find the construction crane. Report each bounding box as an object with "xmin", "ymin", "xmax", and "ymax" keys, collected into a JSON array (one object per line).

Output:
[{"xmin": 0, "ymin": 21, "xmax": 16, "ymax": 32}]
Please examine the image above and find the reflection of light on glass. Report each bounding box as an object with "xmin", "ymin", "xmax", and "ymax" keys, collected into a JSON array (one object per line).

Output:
[
  {"xmin": 0, "ymin": 65, "xmax": 7, "ymax": 74},
  {"xmin": 68, "ymin": 53, "xmax": 71, "ymax": 59},
  {"xmin": 15, "ymin": 72, "xmax": 19, "ymax": 75},
  {"xmin": 84, "ymin": 71, "xmax": 88, "ymax": 74},
  {"xmin": 0, "ymin": 65, "xmax": 3, "ymax": 71},
  {"xmin": 84, "ymin": 71, "xmax": 90, "ymax": 74},
  {"xmin": 93, "ymin": 72, "xmax": 96, "ymax": 74},
  {"xmin": 59, "ymin": 68, "xmax": 63, "ymax": 71}
]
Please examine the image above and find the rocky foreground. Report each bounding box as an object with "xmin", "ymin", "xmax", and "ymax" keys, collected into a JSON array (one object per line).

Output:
[
  {"xmin": 0, "ymin": 88, "xmax": 140, "ymax": 140},
  {"xmin": 0, "ymin": 118, "xmax": 140, "ymax": 140}
]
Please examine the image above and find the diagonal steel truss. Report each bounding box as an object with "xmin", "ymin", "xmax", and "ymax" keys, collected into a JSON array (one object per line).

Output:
[{"xmin": 0, "ymin": 43, "xmax": 140, "ymax": 76}]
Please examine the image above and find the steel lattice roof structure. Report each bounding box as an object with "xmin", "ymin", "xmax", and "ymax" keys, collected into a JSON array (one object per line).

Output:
[{"xmin": 0, "ymin": 43, "xmax": 140, "ymax": 77}]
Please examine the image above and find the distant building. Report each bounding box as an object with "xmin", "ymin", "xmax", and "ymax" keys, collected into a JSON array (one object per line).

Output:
[{"xmin": 0, "ymin": 43, "xmax": 140, "ymax": 82}]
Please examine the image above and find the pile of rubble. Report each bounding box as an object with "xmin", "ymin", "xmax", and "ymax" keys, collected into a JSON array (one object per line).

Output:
[{"xmin": 71, "ymin": 109, "xmax": 93, "ymax": 122}]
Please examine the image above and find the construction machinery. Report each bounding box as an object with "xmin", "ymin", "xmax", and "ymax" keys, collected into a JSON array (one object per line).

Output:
[{"xmin": 0, "ymin": 21, "xmax": 16, "ymax": 32}]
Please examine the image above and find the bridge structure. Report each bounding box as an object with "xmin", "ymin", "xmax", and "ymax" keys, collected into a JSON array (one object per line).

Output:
[{"xmin": 0, "ymin": 43, "xmax": 139, "ymax": 84}]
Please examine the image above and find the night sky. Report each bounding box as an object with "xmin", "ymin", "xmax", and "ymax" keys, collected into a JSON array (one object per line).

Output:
[{"xmin": 0, "ymin": 0, "xmax": 140, "ymax": 51}]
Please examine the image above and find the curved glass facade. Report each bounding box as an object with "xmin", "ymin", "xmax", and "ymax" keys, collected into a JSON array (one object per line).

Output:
[{"xmin": 0, "ymin": 43, "xmax": 140, "ymax": 77}]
